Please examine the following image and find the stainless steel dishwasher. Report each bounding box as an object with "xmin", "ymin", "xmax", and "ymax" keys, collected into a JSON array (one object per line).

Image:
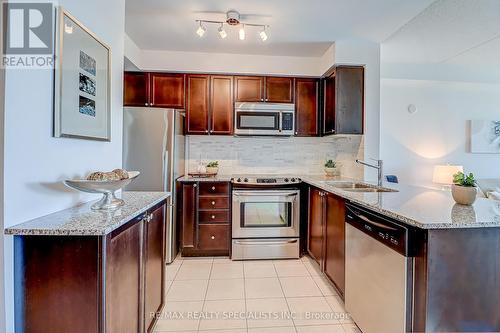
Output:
[{"xmin": 345, "ymin": 203, "xmax": 416, "ymax": 333}]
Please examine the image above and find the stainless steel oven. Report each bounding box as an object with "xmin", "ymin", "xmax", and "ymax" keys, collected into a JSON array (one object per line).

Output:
[
  {"xmin": 231, "ymin": 178, "xmax": 300, "ymax": 260},
  {"xmin": 234, "ymin": 102, "xmax": 295, "ymax": 136}
]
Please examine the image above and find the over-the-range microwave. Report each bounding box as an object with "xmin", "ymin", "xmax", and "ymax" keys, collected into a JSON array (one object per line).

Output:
[{"xmin": 234, "ymin": 102, "xmax": 295, "ymax": 136}]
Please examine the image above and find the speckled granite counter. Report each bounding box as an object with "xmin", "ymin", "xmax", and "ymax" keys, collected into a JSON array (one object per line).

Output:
[
  {"xmin": 177, "ymin": 175, "xmax": 233, "ymax": 182},
  {"xmin": 302, "ymin": 175, "xmax": 500, "ymax": 229},
  {"xmin": 4, "ymin": 191, "xmax": 170, "ymax": 236}
]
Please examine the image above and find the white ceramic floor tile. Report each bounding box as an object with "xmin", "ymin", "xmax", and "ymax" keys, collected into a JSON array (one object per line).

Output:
[
  {"xmin": 273, "ymin": 259, "xmax": 303, "ymax": 264},
  {"xmin": 342, "ymin": 323, "xmax": 362, "ymax": 333},
  {"xmin": 296, "ymin": 324, "xmax": 345, "ymax": 333},
  {"xmin": 248, "ymin": 327, "xmax": 296, "ymax": 333},
  {"xmin": 154, "ymin": 301, "xmax": 203, "ymax": 332},
  {"xmin": 165, "ymin": 279, "xmax": 173, "ymax": 293},
  {"xmin": 312, "ymin": 275, "xmax": 338, "ymax": 296},
  {"xmin": 287, "ymin": 297, "xmax": 339, "ymax": 326},
  {"xmin": 279, "ymin": 276, "xmax": 322, "ymax": 298},
  {"xmin": 166, "ymin": 263, "xmax": 181, "ymax": 281},
  {"xmin": 206, "ymin": 278, "xmax": 245, "ymax": 300},
  {"xmin": 175, "ymin": 263, "xmax": 212, "ymax": 280},
  {"xmin": 274, "ymin": 262, "xmax": 310, "ymax": 277},
  {"xmin": 244, "ymin": 262, "xmax": 277, "ymax": 278},
  {"xmin": 246, "ymin": 298, "xmax": 293, "ymax": 328},
  {"xmin": 181, "ymin": 257, "xmax": 214, "ymax": 264},
  {"xmin": 325, "ymin": 296, "xmax": 352, "ymax": 324},
  {"xmin": 200, "ymin": 330, "xmax": 246, "ymax": 333},
  {"xmin": 302, "ymin": 261, "xmax": 321, "ymax": 277},
  {"xmin": 212, "ymin": 257, "xmax": 235, "ymax": 264},
  {"xmin": 199, "ymin": 299, "xmax": 247, "ymax": 331},
  {"xmin": 210, "ymin": 263, "xmax": 244, "ymax": 279},
  {"xmin": 166, "ymin": 280, "xmax": 208, "ymax": 301},
  {"xmin": 245, "ymin": 278, "xmax": 285, "ymax": 299}
]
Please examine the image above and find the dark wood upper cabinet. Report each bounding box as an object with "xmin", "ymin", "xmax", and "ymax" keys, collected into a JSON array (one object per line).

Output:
[
  {"xmin": 234, "ymin": 76, "xmax": 264, "ymax": 102},
  {"xmin": 124, "ymin": 72, "xmax": 150, "ymax": 107},
  {"xmin": 144, "ymin": 205, "xmax": 165, "ymax": 332},
  {"xmin": 295, "ymin": 78, "xmax": 319, "ymax": 136},
  {"xmin": 265, "ymin": 77, "xmax": 294, "ymax": 103},
  {"xmin": 186, "ymin": 74, "xmax": 210, "ymax": 134},
  {"xmin": 150, "ymin": 73, "xmax": 185, "ymax": 108},
  {"xmin": 308, "ymin": 188, "xmax": 324, "ymax": 265},
  {"xmin": 324, "ymin": 193, "xmax": 346, "ymax": 297},
  {"xmin": 322, "ymin": 66, "xmax": 364, "ymax": 135},
  {"xmin": 210, "ymin": 75, "xmax": 234, "ymax": 135}
]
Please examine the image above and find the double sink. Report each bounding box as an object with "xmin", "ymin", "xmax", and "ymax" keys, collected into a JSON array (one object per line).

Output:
[{"xmin": 320, "ymin": 181, "xmax": 398, "ymax": 193}]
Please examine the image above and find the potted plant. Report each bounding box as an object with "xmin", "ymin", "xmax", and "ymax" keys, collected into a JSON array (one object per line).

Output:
[
  {"xmin": 451, "ymin": 171, "xmax": 477, "ymax": 205},
  {"xmin": 206, "ymin": 161, "xmax": 219, "ymax": 175},
  {"xmin": 324, "ymin": 160, "xmax": 339, "ymax": 177}
]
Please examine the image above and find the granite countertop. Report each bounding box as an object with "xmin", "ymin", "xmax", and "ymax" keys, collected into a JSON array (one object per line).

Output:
[
  {"xmin": 177, "ymin": 175, "xmax": 233, "ymax": 182},
  {"xmin": 302, "ymin": 175, "xmax": 500, "ymax": 230},
  {"xmin": 4, "ymin": 192, "xmax": 170, "ymax": 236}
]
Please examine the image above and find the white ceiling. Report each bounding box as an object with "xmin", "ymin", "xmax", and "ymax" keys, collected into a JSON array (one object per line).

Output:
[
  {"xmin": 125, "ymin": 0, "xmax": 436, "ymax": 57},
  {"xmin": 382, "ymin": 0, "xmax": 500, "ymax": 66}
]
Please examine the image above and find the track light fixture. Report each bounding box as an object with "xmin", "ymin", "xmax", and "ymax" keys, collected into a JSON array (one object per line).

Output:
[
  {"xmin": 218, "ymin": 23, "xmax": 227, "ymax": 39},
  {"xmin": 196, "ymin": 21, "xmax": 206, "ymax": 38},
  {"xmin": 259, "ymin": 26, "xmax": 268, "ymax": 42},
  {"xmin": 195, "ymin": 11, "xmax": 269, "ymax": 41},
  {"xmin": 239, "ymin": 25, "xmax": 246, "ymax": 41}
]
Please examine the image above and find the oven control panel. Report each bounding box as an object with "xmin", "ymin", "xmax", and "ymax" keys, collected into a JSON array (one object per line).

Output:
[{"xmin": 231, "ymin": 177, "xmax": 302, "ymax": 185}]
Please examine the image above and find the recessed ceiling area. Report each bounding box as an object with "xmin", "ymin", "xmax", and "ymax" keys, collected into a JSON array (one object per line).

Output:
[{"xmin": 125, "ymin": 0, "xmax": 436, "ymax": 57}]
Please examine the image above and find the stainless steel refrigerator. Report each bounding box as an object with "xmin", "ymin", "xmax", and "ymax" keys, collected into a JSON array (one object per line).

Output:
[{"xmin": 123, "ymin": 107, "xmax": 185, "ymax": 264}]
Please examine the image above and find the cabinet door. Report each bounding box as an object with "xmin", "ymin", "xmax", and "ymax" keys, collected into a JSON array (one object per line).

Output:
[
  {"xmin": 186, "ymin": 75, "xmax": 210, "ymax": 134},
  {"xmin": 336, "ymin": 66, "xmax": 364, "ymax": 134},
  {"xmin": 106, "ymin": 220, "xmax": 142, "ymax": 333},
  {"xmin": 150, "ymin": 73, "xmax": 185, "ymax": 108},
  {"xmin": 308, "ymin": 188, "xmax": 324, "ymax": 264},
  {"xmin": 124, "ymin": 72, "xmax": 150, "ymax": 107},
  {"xmin": 144, "ymin": 205, "xmax": 165, "ymax": 332},
  {"xmin": 210, "ymin": 75, "xmax": 234, "ymax": 135},
  {"xmin": 324, "ymin": 193, "xmax": 346, "ymax": 297},
  {"xmin": 234, "ymin": 76, "xmax": 264, "ymax": 102},
  {"xmin": 265, "ymin": 77, "xmax": 294, "ymax": 103},
  {"xmin": 295, "ymin": 78, "xmax": 318, "ymax": 136},
  {"xmin": 322, "ymin": 73, "xmax": 336, "ymax": 135},
  {"xmin": 181, "ymin": 183, "xmax": 197, "ymax": 249}
]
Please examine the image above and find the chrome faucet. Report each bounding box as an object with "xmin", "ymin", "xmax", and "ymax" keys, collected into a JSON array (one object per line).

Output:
[{"xmin": 356, "ymin": 158, "xmax": 384, "ymax": 186}]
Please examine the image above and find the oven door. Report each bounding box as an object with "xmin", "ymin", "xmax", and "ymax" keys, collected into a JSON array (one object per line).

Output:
[
  {"xmin": 234, "ymin": 111, "xmax": 281, "ymax": 136},
  {"xmin": 232, "ymin": 190, "xmax": 300, "ymax": 238}
]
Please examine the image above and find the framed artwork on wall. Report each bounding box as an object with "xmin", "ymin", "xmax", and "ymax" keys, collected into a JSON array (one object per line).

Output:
[
  {"xmin": 470, "ymin": 120, "xmax": 500, "ymax": 153},
  {"xmin": 54, "ymin": 7, "xmax": 111, "ymax": 141}
]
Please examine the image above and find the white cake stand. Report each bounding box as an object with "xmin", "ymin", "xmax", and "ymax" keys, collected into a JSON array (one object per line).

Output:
[{"xmin": 64, "ymin": 171, "xmax": 140, "ymax": 210}]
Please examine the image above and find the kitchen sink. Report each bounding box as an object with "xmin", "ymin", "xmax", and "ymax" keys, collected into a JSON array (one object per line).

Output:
[{"xmin": 320, "ymin": 181, "xmax": 398, "ymax": 193}]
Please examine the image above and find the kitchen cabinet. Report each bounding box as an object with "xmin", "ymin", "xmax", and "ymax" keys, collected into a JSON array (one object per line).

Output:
[
  {"xmin": 123, "ymin": 72, "xmax": 185, "ymax": 108},
  {"xmin": 186, "ymin": 75, "xmax": 234, "ymax": 135},
  {"xmin": 234, "ymin": 76, "xmax": 265, "ymax": 102},
  {"xmin": 265, "ymin": 77, "xmax": 294, "ymax": 103},
  {"xmin": 124, "ymin": 72, "xmax": 150, "ymax": 107},
  {"xmin": 179, "ymin": 181, "xmax": 231, "ymax": 256},
  {"xmin": 322, "ymin": 66, "xmax": 364, "ymax": 135},
  {"xmin": 307, "ymin": 186, "xmax": 346, "ymax": 297},
  {"xmin": 14, "ymin": 201, "xmax": 167, "ymax": 333},
  {"xmin": 295, "ymin": 78, "xmax": 319, "ymax": 136}
]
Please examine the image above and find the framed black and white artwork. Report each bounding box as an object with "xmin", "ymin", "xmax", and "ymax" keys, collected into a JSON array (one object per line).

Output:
[{"xmin": 54, "ymin": 8, "xmax": 111, "ymax": 141}]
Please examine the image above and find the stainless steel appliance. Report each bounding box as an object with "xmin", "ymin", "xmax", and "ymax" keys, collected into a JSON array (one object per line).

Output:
[
  {"xmin": 231, "ymin": 176, "xmax": 301, "ymax": 260},
  {"xmin": 123, "ymin": 107, "xmax": 185, "ymax": 264},
  {"xmin": 234, "ymin": 102, "xmax": 295, "ymax": 136},
  {"xmin": 345, "ymin": 203, "xmax": 415, "ymax": 333}
]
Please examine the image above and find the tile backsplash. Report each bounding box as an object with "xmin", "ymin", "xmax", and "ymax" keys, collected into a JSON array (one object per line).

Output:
[{"xmin": 186, "ymin": 135, "xmax": 365, "ymax": 178}]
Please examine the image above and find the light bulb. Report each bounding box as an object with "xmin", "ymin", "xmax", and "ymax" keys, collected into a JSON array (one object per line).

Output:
[
  {"xmin": 259, "ymin": 29, "xmax": 268, "ymax": 41},
  {"xmin": 239, "ymin": 25, "xmax": 245, "ymax": 40},
  {"xmin": 196, "ymin": 22, "xmax": 206, "ymax": 38},
  {"xmin": 218, "ymin": 24, "xmax": 227, "ymax": 39}
]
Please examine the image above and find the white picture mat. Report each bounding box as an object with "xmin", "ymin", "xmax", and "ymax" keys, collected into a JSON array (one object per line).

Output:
[{"xmin": 54, "ymin": 9, "xmax": 111, "ymax": 141}]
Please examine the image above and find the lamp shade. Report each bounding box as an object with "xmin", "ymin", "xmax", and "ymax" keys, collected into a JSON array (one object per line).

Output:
[{"xmin": 433, "ymin": 165, "xmax": 464, "ymax": 184}]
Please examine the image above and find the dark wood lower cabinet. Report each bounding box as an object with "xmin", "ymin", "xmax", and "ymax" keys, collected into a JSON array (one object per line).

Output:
[
  {"xmin": 14, "ymin": 201, "xmax": 167, "ymax": 333},
  {"xmin": 308, "ymin": 187, "xmax": 324, "ymax": 264}
]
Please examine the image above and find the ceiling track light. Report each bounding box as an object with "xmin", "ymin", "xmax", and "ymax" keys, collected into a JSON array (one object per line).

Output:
[
  {"xmin": 218, "ymin": 23, "xmax": 227, "ymax": 39},
  {"xmin": 194, "ymin": 10, "xmax": 269, "ymax": 41}
]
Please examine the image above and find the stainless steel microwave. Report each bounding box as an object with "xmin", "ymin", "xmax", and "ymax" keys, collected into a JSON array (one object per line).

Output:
[{"xmin": 234, "ymin": 102, "xmax": 295, "ymax": 136}]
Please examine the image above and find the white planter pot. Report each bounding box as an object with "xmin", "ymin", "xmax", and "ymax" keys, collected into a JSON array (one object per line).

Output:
[
  {"xmin": 324, "ymin": 167, "xmax": 339, "ymax": 177},
  {"xmin": 206, "ymin": 167, "xmax": 219, "ymax": 174},
  {"xmin": 451, "ymin": 184, "xmax": 477, "ymax": 205}
]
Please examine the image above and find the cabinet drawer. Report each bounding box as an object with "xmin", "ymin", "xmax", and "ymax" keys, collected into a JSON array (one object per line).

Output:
[
  {"xmin": 199, "ymin": 197, "xmax": 229, "ymax": 210},
  {"xmin": 199, "ymin": 182, "xmax": 230, "ymax": 196},
  {"xmin": 198, "ymin": 224, "xmax": 229, "ymax": 251},
  {"xmin": 199, "ymin": 210, "xmax": 230, "ymax": 223}
]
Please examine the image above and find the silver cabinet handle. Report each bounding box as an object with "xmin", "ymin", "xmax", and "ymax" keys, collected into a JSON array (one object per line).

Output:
[
  {"xmin": 211, "ymin": 236, "xmax": 215, "ymax": 240},
  {"xmin": 145, "ymin": 103, "xmax": 148, "ymax": 106},
  {"xmin": 205, "ymin": 130, "xmax": 209, "ymax": 133},
  {"xmin": 211, "ymin": 186, "xmax": 216, "ymax": 191},
  {"xmin": 211, "ymin": 201, "xmax": 216, "ymax": 205},
  {"xmin": 211, "ymin": 215, "xmax": 216, "ymax": 219},
  {"xmin": 193, "ymin": 183, "xmax": 197, "ymax": 188}
]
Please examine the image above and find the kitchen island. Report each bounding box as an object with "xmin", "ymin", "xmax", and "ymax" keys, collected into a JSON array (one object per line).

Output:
[{"xmin": 5, "ymin": 191, "xmax": 170, "ymax": 333}]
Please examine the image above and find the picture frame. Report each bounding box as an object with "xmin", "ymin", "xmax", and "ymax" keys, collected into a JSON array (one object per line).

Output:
[
  {"xmin": 470, "ymin": 120, "xmax": 500, "ymax": 154},
  {"xmin": 54, "ymin": 7, "xmax": 111, "ymax": 141}
]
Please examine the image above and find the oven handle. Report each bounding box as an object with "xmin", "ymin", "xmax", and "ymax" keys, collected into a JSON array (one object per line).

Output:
[
  {"xmin": 234, "ymin": 239, "xmax": 298, "ymax": 246},
  {"xmin": 233, "ymin": 191, "xmax": 298, "ymax": 197}
]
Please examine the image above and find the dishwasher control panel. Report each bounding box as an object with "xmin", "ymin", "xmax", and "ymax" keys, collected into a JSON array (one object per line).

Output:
[{"xmin": 345, "ymin": 203, "xmax": 415, "ymax": 256}]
